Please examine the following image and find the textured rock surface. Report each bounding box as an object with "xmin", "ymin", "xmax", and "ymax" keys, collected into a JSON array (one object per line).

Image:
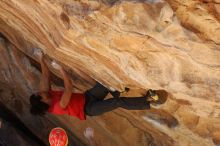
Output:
[
  {"xmin": 0, "ymin": 0, "xmax": 220, "ymax": 145},
  {"xmin": 0, "ymin": 120, "xmax": 39, "ymax": 146}
]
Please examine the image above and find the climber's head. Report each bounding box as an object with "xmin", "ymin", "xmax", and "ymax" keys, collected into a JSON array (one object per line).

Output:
[
  {"xmin": 148, "ymin": 89, "xmax": 168, "ymax": 106},
  {"xmin": 29, "ymin": 93, "xmax": 49, "ymax": 116}
]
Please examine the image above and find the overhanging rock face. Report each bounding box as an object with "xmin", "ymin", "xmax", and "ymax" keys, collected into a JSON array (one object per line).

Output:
[{"xmin": 0, "ymin": 0, "xmax": 220, "ymax": 145}]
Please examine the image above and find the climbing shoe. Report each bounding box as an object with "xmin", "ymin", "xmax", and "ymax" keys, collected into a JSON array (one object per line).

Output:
[
  {"xmin": 146, "ymin": 89, "xmax": 159, "ymax": 101},
  {"xmin": 109, "ymin": 87, "xmax": 130, "ymax": 98},
  {"xmin": 110, "ymin": 90, "xmax": 121, "ymax": 98},
  {"xmin": 124, "ymin": 87, "xmax": 130, "ymax": 92}
]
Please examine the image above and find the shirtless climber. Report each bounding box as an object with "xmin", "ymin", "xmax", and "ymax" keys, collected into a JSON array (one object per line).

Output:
[{"xmin": 29, "ymin": 49, "xmax": 167, "ymax": 119}]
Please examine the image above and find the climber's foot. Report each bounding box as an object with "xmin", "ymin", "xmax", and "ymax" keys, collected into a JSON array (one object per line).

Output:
[
  {"xmin": 145, "ymin": 89, "xmax": 168, "ymax": 107},
  {"xmin": 51, "ymin": 60, "xmax": 62, "ymax": 70},
  {"xmin": 110, "ymin": 90, "xmax": 121, "ymax": 98},
  {"xmin": 124, "ymin": 87, "xmax": 130, "ymax": 92},
  {"xmin": 109, "ymin": 87, "xmax": 130, "ymax": 98},
  {"xmin": 146, "ymin": 89, "xmax": 159, "ymax": 102}
]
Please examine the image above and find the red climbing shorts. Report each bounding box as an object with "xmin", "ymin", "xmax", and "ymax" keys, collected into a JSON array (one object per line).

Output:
[{"xmin": 48, "ymin": 90, "xmax": 86, "ymax": 120}]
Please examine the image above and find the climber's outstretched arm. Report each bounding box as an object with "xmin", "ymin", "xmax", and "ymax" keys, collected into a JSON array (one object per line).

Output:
[
  {"xmin": 39, "ymin": 56, "xmax": 51, "ymax": 93},
  {"xmin": 59, "ymin": 67, "xmax": 73, "ymax": 109}
]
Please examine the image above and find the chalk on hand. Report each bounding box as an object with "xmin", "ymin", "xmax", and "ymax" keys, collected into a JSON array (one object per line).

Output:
[
  {"xmin": 33, "ymin": 48, "xmax": 43, "ymax": 58},
  {"xmin": 51, "ymin": 61, "xmax": 61, "ymax": 70},
  {"xmin": 109, "ymin": 87, "xmax": 116, "ymax": 92}
]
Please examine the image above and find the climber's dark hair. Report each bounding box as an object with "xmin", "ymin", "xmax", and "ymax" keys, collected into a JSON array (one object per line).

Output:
[{"xmin": 29, "ymin": 94, "xmax": 49, "ymax": 116}]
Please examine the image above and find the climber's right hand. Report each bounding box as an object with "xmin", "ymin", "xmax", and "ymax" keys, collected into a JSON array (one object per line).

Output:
[
  {"xmin": 33, "ymin": 48, "xmax": 43, "ymax": 60},
  {"xmin": 51, "ymin": 60, "xmax": 62, "ymax": 70}
]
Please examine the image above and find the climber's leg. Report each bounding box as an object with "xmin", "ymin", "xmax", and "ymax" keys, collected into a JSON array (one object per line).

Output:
[
  {"xmin": 85, "ymin": 96, "xmax": 150, "ymax": 116},
  {"xmin": 84, "ymin": 83, "xmax": 108, "ymax": 114},
  {"xmin": 86, "ymin": 83, "xmax": 109, "ymax": 100}
]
